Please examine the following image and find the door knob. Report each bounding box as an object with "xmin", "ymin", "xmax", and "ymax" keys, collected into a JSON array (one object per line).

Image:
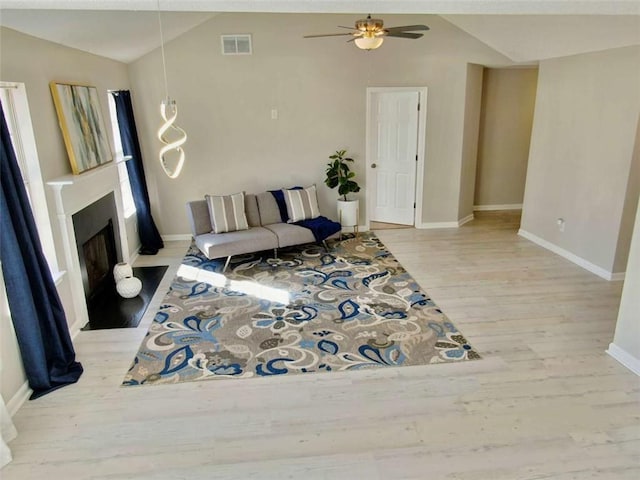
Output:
[{"xmin": 371, "ymin": 163, "xmax": 377, "ymax": 168}]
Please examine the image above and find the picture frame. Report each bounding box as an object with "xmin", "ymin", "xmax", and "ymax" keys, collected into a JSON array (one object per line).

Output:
[{"xmin": 49, "ymin": 82, "xmax": 112, "ymax": 174}]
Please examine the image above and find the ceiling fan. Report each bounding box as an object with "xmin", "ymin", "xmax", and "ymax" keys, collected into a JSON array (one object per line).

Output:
[{"xmin": 304, "ymin": 15, "xmax": 429, "ymax": 50}]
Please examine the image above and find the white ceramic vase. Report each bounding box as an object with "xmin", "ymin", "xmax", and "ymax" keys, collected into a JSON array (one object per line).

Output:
[
  {"xmin": 337, "ymin": 199, "xmax": 359, "ymax": 227},
  {"xmin": 113, "ymin": 262, "xmax": 133, "ymax": 283},
  {"xmin": 116, "ymin": 276, "xmax": 142, "ymax": 299}
]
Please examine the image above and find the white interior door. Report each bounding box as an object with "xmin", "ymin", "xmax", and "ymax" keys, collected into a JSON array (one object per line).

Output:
[{"xmin": 370, "ymin": 90, "xmax": 420, "ymax": 225}]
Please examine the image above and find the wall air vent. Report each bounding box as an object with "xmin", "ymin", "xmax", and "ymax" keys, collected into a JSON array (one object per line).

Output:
[{"xmin": 221, "ymin": 34, "xmax": 252, "ymax": 55}]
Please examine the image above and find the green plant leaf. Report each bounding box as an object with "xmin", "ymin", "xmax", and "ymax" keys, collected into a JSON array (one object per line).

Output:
[
  {"xmin": 325, "ymin": 178, "xmax": 338, "ymax": 189},
  {"xmin": 324, "ymin": 148, "xmax": 360, "ymax": 198}
]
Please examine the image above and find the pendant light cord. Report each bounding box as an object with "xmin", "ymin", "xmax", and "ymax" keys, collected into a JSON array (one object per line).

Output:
[{"xmin": 157, "ymin": 0, "xmax": 169, "ymax": 100}]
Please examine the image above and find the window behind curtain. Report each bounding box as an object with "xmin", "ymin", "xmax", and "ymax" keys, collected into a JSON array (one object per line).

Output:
[
  {"xmin": 107, "ymin": 93, "xmax": 136, "ymax": 218},
  {"xmin": 0, "ymin": 82, "xmax": 60, "ymax": 276}
]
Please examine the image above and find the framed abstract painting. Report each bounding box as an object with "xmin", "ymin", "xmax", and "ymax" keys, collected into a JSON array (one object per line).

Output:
[{"xmin": 50, "ymin": 82, "xmax": 112, "ymax": 174}]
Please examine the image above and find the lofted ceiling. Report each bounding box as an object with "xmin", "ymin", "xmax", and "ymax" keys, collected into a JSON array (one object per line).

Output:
[
  {"xmin": 0, "ymin": 1, "xmax": 638, "ymax": 64},
  {"xmin": 0, "ymin": 10, "xmax": 218, "ymax": 63},
  {"xmin": 441, "ymin": 14, "xmax": 640, "ymax": 63}
]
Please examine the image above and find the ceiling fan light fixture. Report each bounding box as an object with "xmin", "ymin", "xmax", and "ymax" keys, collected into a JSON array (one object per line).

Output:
[{"xmin": 355, "ymin": 35, "xmax": 384, "ymax": 50}]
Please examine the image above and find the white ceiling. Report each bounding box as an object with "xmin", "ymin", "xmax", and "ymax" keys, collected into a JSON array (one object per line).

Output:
[
  {"xmin": 0, "ymin": 10, "xmax": 217, "ymax": 63},
  {"xmin": 442, "ymin": 14, "xmax": 640, "ymax": 63},
  {"xmin": 1, "ymin": 1, "xmax": 639, "ymax": 14},
  {"xmin": 0, "ymin": 1, "xmax": 639, "ymax": 64}
]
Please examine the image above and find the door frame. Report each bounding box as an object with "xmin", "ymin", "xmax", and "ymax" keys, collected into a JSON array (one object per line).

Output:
[{"xmin": 365, "ymin": 86, "xmax": 427, "ymax": 230}]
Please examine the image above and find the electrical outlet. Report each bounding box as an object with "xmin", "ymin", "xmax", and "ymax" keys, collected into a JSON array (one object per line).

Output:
[{"xmin": 557, "ymin": 218, "xmax": 565, "ymax": 232}]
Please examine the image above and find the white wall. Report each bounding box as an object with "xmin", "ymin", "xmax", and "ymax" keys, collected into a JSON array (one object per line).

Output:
[
  {"xmin": 458, "ymin": 63, "xmax": 484, "ymax": 220},
  {"xmin": 609, "ymin": 191, "xmax": 640, "ymax": 374},
  {"xmin": 127, "ymin": 13, "xmax": 512, "ymax": 235},
  {"xmin": 474, "ymin": 67, "xmax": 538, "ymax": 208},
  {"xmin": 613, "ymin": 114, "xmax": 640, "ymax": 273},
  {"xmin": 0, "ymin": 27, "xmax": 131, "ymax": 405},
  {"xmin": 521, "ymin": 45, "xmax": 640, "ymax": 276}
]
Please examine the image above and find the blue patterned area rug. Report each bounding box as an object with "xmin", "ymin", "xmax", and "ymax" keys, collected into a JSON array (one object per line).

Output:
[{"xmin": 123, "ymin": 233, "xmax": 480, "ymax": 386}]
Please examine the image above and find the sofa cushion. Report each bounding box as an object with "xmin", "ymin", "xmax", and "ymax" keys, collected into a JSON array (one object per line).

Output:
[
  {"xmin": 245, "ymin": 194, "xmax": 261, "ymax": 227},
  {"xmin": 283, "ymin": 185, "xmax": 320, "ymax": 223},
  {"xmin": 263, "ymin": 223, "xmax": 315, "ymax": 248},
  {"xmin": 186, "ymin": 200, "xmax": 212, "ymax": 236},
  {"xmin": 256, "ymin": 192, "xmax": 282, "ymax": 226},
  {"xmin": 269, "ymin": 187, "xmax": 302, "ymax": 222},
  {"xmin": 195, "ymin": 227, "xmax": 277, "ymax": 260},
  {"xmin": 206, "ymin": 192, "xmax": 249, "ymax": 234}
]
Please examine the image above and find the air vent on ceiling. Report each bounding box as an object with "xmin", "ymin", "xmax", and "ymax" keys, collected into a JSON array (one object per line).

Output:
[{"xmin": 221, "ymin": 34, "xmax": 252, "ymax": 55}]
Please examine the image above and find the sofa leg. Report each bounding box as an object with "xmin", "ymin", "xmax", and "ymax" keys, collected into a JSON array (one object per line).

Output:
[{"xmin": 222, "ymin": 256, "xmax": 232, "ymax": 273}]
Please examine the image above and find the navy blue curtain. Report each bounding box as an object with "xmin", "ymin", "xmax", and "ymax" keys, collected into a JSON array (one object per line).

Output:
[
  {"xmin": 111, "ymin": 90, "xmax": 164, "ymax": 255},
  {"xmin": 0, "ymin": 101, "xmax": 83, "ymax": 400}
]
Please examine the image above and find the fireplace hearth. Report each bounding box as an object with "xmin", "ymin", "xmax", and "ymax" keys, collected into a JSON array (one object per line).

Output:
[{"xmin": 81, "ymin": 264, "xmax": 168, "ymax": 330}]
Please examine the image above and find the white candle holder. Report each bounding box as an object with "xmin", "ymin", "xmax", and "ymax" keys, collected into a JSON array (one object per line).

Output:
[
  {"xmin": 113, "ymin": 262, "xmax": 133, "ymax": 283},
  {"xmin": 116, "ymin": 276, "xmax": 142, "ymax": 299}
]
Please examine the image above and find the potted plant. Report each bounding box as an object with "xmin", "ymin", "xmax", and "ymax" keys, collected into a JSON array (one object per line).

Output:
[{"xmin": 325, "ymin": 149, "xmax": 361, "ymax": 229}]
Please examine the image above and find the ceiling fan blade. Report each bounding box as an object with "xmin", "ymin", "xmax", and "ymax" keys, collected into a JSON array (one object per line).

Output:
[
  {"xmin": 385, "ymin": 25, "xmax": 430, "ymax": 32},
  {"xmin": 385, "ymin": 32, "xmax": 424, "ymax": 39},
  {"xmin": 304, "ymin": 33, "xmax": 355, "ymax": 38},
  {"xmin": 337, "ymin": 25, "xmax": 359, "ymax": 30}
]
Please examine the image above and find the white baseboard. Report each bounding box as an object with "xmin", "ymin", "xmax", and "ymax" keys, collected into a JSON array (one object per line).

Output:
[
  {"xmin": 69, "ymin": 320, "xmax": 82, "ymax": 339},
  {"xmin": 518, "ymin": 229, "xmax": 616, "ymax": 281},
  {"xmin": 7, "ymin": 380, "xmax": 31, "ymax": 417},
  {"xmin": 474, "ymin": 204, "xmax": 523, "ymax": 211},
  {"xmin": 458, "ymin": 214, "xmax": 474, "ymax": 226},
  {"xmin": 607, "ymin": 343, "xmax": 640, "ymax": 376},
  {"xmin": 417, "ymin": 221, "xmax": 459, "ymax": 229},
  {"xmin": 416, "ymin": 214, "xmax": 474, "ymax": 229},
  {"xmin": 610, "ymin": 272, "xmax": 626, "ymax": 281},
  {"xmin": 162, "ymin": 234, "xmax": 192, "ymax": 242}
]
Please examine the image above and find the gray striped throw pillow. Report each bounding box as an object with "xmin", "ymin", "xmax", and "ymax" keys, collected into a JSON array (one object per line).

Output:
[
  {"xmin": 283, "ymin": 185, "xmax": 320, "ymax": 223},
  {"xmin": 205, "ymin": 192, "xmax": 249, "ymax": 234}
]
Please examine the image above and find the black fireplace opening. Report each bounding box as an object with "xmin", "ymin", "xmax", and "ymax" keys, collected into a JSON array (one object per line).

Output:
[
  {"xmin": 81, "ymin": 220, "xmax": 118, "ymax": 308},
  {"xmin": 73, "ymin": 192, "xmax": 122, "ymax": 309}
]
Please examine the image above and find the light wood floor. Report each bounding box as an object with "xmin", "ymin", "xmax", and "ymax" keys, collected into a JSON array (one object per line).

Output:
[{"xmin": 5, "ymin": 211, "xmax": 638, "ymax": 479}]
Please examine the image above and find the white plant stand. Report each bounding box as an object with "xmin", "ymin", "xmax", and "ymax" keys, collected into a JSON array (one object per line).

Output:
[{"xmin": 337, "ymin": 199, "xmax": 359, "ymax": 237}]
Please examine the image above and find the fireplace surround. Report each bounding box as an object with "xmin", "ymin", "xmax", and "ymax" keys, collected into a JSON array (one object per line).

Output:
[
  {"xmin": 48, "ymin": 161, "xmax": 132, "ymax": 334},
  {"xmin": 72, "ymin": 192, "xmax": 120, "ymax": 308}
]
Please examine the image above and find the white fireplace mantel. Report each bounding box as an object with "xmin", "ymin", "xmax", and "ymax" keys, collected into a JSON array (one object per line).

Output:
[{"xmin": 47, "ymin": 159, "xmax": 131, "ymax": 332}]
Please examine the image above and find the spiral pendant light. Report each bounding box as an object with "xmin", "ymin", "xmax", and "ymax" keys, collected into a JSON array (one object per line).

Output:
[{"xmin": 157, "ymin": 0, "xmax": 187, "ymax": 179}]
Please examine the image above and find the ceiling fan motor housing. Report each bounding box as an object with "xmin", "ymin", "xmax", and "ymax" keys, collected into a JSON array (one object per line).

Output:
[{"xmin": 356, "ymin": 16, "xmax": 384, "ymax": 34}]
